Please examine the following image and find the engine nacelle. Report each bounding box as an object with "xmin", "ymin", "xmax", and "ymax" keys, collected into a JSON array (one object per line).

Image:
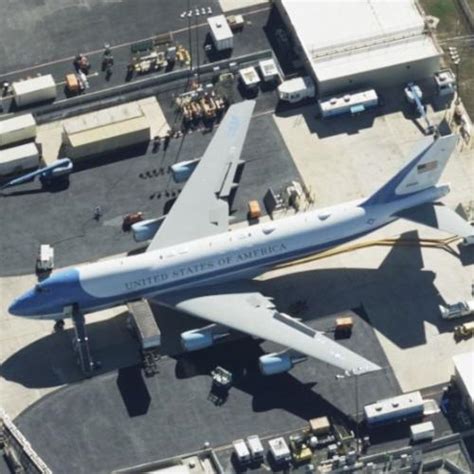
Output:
[
  {"xmin": 132, "ymin": 216, "xmax": 165, "ymax": 242},
  {"xmin": 180, "ymin": 324, "xmax": 229, "ymax": 352},
  {"xmin": 259, "ymin": 350, "xmax": 307, "ymax": 376},
  {"xmin": 171, "ymin": 158, "xmax": 200, "ymax": 183}
]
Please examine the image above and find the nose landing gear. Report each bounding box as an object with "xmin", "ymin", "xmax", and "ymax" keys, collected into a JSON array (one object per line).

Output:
[{"xmin": 54, "ymin": 319, "xmax": 65, "ymax": 331}]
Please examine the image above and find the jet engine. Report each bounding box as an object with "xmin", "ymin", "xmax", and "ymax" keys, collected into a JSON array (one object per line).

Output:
[
  {"xmin": 171, "ymin": 158, "xmax": 200, "ymax": 183},
  {"xmin": 131, "ymin": 216, "xmax": 166, "ymax": 242},
  {"xmin": 180, "ymin": 324, "xmax": 230, "ymax": 352},
  {"xmin": 259, "ymin": 350, "xmax": 307, "ymax": 376}
]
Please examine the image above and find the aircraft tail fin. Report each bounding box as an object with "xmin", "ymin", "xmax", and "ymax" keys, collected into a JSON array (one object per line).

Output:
[{"xmin": 364, "ymin": 134, "xmax": 458, "ymax": 206}]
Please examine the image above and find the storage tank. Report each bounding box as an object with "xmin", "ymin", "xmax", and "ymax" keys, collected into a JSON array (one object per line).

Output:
[
  {"xmin": 0, "ymin": 142, "xmax": 40, "ymax": 176},
  {"xmin": 12, "ymin": 75, "xmax": 57, "ymax": 107},
  {"xmin": 0, "ymin": 114, "xmax": 37, "ymax": 147}
]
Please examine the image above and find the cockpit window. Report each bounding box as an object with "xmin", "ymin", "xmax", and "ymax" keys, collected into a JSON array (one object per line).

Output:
[{"xmin": 35, "ymin": 284, "xmax": 50, "ymax": 294}]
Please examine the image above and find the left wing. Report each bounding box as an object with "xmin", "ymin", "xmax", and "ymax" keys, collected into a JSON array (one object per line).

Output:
[
  {"xmin": 146, "ymin": 100, "xmax": 256, "ymax": 252},
  {"xmin": 160, "ymin": 288, "xmax": 381, "ymax": 375}
]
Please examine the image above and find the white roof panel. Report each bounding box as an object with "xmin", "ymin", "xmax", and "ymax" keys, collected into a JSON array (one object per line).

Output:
[
  {"xmin": 453, "ymin": 352, "xmax": 474, "ymax": 403},
  {"xmin": 280, "ymin": 0, "xmax": 440, "ymax": 82},
  {"xmin": 315, "ymin": 35, "xmax": 439, "ymax": 82},
  {"xmin": 282, "ymin": 0, "xmax": 424, "ymax": 54}
]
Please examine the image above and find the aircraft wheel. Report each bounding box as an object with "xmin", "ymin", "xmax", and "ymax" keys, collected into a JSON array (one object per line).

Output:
[{"xmin": 54, "ymin": 319, "xmax": 65, "ymax": 331}]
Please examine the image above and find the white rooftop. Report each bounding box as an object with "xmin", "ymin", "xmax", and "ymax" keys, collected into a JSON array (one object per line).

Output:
[
  {"xmin": 207, "ymin": 15, "xmax": 233, "ymax": 41},
  {"xmin": 280, "ymin": 0, "xmax": 440, "ymax": 82},
  {"xmin": 453, "ymin": 351, "xmax": 474, "ymax": 403}
]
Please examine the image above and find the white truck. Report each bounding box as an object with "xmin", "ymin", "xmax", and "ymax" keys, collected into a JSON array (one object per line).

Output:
[
  {"xmin": 268, "ymin": 437, "xmax": 291, "ymax": 464},
  {"xmin": 233, "ymin": 439, "xmax": 251, "ymax": 465},
  {"xmin": 12, "ymin": 75, "xmax": 57, "ymax": 108},
  {"xmin": 246, "ymin": 435, "xmax": 264, "ymax": 462},
  {"xmin": 439, "ymin": 300, "xmax": 474, "ymax": 320},
  {"xmin": 36, "ymin": 244, "xmax": 54, "ymax": 272},
  {"xmin": 278, "ymin": 76, "xmax": 315, "ymax": 103}
]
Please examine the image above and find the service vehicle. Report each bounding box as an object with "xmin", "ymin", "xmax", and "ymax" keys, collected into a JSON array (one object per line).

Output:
[{"xmin": 439, "ymin": 301, "xmax": 474, "ymax": 320}]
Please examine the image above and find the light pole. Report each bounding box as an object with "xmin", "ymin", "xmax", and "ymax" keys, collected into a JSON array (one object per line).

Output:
[{"xmin": 448, "ymin": 46, "xmax": 461, "ymax": 104}]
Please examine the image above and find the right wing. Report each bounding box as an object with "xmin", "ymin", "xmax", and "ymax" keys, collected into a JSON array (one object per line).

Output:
[
  {"xmin": 146, "ymin": 100, "xmax": 256, "ymax": 252},
  {"xmin": 160, "ymin": 287, "xmax": 381, "ymax": 375}
]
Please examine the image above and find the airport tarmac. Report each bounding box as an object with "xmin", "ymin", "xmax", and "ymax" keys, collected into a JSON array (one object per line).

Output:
[
  {"xmin": 12, "ymin": 310, "xmax": 397, "ymax": 473},
  {"xmin": 0, "ymin": 1, "xmax": 273, "ymax": 116},
  {"xmin": 0, "ymin": 104, "xmax": 297, "ymax": 276},
  {"xmin": 273, "ymin": 86, "xmax": 474, "ymax": 392}
]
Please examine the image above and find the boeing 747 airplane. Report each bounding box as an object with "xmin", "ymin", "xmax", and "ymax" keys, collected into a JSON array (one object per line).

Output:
[{"xmin": 9, "ymin": 100, "xmax": 473, "ymax": 376}]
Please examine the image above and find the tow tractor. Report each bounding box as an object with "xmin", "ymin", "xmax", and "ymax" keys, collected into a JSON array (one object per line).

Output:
[
  {"xmin": 289, "ymin": 433, "xmax": 312, "ymax": 463},
  {"xmin": 454, "ymin": 321, "xmax": 474, "ymax": 340},
  {"xmin": 439, "ymin": 300, "xmax": 474, "ymax": 320},
  {"xmin": 208, "ymin": 366, "xmax": 233, "ymax": 405}
]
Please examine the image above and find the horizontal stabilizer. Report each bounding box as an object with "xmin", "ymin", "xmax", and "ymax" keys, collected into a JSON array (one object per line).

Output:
[{"xmin": 396, "ymin": 203, "xmax": 474, "ymax": 238}]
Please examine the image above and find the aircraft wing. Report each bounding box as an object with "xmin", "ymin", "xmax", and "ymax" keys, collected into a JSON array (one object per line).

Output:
[
  {"xmin": 146, "ymin": 100, "xmax": 256, "ymax": 252},
  {"xmin": 159, "ymin": 288, "xmax": 381, "ymax": 375}
]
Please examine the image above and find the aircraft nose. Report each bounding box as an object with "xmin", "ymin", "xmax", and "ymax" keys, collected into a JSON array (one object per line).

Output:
[{"xmin": 8, "ymin": 289, "xmax": 35, "ymax": 317}]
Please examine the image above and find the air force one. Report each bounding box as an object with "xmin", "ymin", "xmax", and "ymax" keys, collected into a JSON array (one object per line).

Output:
[{"xmin": 9, "ymin": 100, "xmax": 473, "ymax": 376}]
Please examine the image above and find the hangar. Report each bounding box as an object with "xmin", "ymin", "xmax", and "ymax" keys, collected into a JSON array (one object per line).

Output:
[{"xmin": 276, "ymin": 0, "xmax": 442, "ymax": 95}]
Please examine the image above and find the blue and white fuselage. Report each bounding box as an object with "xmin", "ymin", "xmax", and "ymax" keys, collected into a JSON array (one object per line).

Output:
[{"xmin": 9, "ymin": 183, "xmax": 449, "ymax": 320}]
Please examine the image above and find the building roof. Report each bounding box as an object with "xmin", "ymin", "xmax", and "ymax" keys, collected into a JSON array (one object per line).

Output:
[
  {"xmin": 453, "ymin": 352, "xmax": 474, "ymax": 403},
  {"xmin": 280, "ymin": 0, "xmax": 440, "ymax": 82}
]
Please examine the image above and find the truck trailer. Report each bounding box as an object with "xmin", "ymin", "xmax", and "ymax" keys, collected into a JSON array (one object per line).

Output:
[{"xmin": 12, "ymin": 75, "xmax": 57, "ymax": 108}]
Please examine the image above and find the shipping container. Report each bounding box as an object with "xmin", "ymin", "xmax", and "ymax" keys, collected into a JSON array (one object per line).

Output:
[
  {"xmin": 12, "ymin": 75, "xmax": 57, "ymax": 107},
  {"xmin": 0, "ymin": 142, "xmax": 40, "ymax": 176},
  {"xmin": 410, "ymin": 421, "xmax": 434, "ymax": 442},
  {"xmin": 0, "ymin": 114, "xmax": 36, "ymax": 147},
  {"xmin": 208, "ymin": 15, "xmax": 234, "ymax": 51},
  {"xmin": 364, "ymin": 391, "xmax": 424, "ymax": 426},
  {"xmin": 62, "ymin": 102, "xmax": 151, "ymax": 159}
]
